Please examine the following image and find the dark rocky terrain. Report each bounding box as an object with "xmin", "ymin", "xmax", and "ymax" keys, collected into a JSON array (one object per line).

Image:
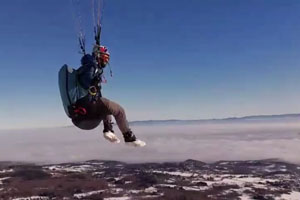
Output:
[{"xmin": 0, "ymin": 159, "xmax": 299, "ymax": 200}]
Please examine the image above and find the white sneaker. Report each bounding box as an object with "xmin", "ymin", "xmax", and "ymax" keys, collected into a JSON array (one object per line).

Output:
[
  {"xmin": 125, "ymin": 139, "xmax": 146, "ymax": 147},
  {"xmin": 103, "ymin": 131, "xmax": 120, "ymax": 143}
]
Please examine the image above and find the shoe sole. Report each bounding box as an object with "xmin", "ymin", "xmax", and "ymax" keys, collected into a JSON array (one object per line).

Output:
[
  {"xmin": 103, "ymin": 133, "xmax": 121, "ymax": 144},
  {"xmin": 125, "ymin": 140, "xmax": 146, "ymax": 147}
]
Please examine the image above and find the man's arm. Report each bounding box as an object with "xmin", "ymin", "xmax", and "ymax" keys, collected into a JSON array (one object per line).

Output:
[{"xmin": 77, "ymin": 54, "xmax": 97, "ymax": 90}]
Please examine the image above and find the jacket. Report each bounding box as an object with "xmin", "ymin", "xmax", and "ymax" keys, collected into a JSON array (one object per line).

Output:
[{"xmin": 77, "ymin": 54, "xmax": 103, "ymax": 92}]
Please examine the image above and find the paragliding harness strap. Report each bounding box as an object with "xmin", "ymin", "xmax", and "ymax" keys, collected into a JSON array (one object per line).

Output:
[
  {"xmin": 87, "ymin": 67, "xmax": 102, "ymax": 101},
  {"xmin": 87, "ymin": 84, "xmax": 101, "ymax": 103}
]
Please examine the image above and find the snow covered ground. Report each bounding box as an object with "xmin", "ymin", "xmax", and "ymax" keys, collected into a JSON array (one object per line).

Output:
[{"xmin": 1, "ymin": 159, "xmax": 299, "ymax": 199}]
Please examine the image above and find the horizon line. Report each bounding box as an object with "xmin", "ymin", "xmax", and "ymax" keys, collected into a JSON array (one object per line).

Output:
[{"xmin": 0, "ymin": 112, "xmax": 299, "ymax": 131}]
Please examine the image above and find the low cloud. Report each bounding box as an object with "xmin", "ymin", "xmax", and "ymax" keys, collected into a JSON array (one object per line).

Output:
[{"xmin": 0, "ymin": 121, "xmax": 300, "ymax": 164}]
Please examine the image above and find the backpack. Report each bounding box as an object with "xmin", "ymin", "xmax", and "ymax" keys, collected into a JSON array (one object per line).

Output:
[{"xmin": 58, "ymin": 64, "xmax": 88, "ymax": 118}]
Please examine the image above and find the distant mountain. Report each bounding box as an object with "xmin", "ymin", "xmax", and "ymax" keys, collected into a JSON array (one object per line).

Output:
[
  {"xmin": 129, "ymin": 113, "xmax": 300, "ymax": 126},
  {"xmin": 59, "ymin": 113, "xmax": 300, "ymax": 128}
]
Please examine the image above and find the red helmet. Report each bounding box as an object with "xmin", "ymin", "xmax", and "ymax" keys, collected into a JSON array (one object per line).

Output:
[
  {"xmin": 100, "ymin": 46, "xmax": 109, "ymax": 54},
  {"xmin": 93, "ymin": 45, "xmax": 110, "ymax": 66}
]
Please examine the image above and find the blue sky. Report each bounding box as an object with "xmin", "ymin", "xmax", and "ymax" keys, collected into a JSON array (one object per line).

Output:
[{"xmin": 0, "ymin": 0, "xmax": 300, "ymax": 129}]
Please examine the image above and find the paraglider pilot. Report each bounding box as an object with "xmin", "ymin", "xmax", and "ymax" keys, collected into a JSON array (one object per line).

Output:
[{"xmin": 71, "ymin": 45, "xmax": 146, "ymax": 147}]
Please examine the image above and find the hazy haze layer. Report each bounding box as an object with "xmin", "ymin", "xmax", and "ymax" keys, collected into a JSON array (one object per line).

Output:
[{"xmin": 0, "ymin": 121, "xmax": 299, "ymax": 164}]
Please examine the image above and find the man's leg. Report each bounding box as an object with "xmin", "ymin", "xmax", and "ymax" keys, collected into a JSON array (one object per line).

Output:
[
  {"xmin": 103, "ymin": 115, "xmax": 113, "ymax": 132},
  {"xmin": 100, "ymin": 97, "xmax": 131, "ymax": 134},
  {"xmin": 100, "ymin": 97, "xmax": 146, "ymax": 147},
  {"xmin": 102, "ymin": 115, "xmax": 120, "ymax": 143}
]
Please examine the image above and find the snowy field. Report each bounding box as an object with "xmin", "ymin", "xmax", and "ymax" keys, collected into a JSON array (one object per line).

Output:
[{"xmin": 0, "ymin": 121, "xmax": 300, "ymax": 164}]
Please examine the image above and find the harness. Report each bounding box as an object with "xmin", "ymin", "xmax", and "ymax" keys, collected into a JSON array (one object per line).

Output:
[
  {"xmin": 88, "ymin": 66, "xmax": 103, "ymax": 99},
  {"xmin": 70, "ymin": 65, "xmax": 103, "ymax": 119}
]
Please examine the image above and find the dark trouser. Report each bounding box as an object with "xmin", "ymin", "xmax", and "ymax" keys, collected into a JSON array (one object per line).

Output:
[
  {"xmin": 100, "ymin": 97, "xmax": 131, "ymax": 134},
  {"xmin": 72, "ymin": 96, "xmax": 131, "ymax": 134},
  {"xmin": 103, "ymin": 115, "xmax": 113, "ymax": 132}
]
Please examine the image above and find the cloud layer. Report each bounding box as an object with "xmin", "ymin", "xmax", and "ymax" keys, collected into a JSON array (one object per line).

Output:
[{"xmin": 0, "ymin": 121, "xmax": 300, "ymax": 164}]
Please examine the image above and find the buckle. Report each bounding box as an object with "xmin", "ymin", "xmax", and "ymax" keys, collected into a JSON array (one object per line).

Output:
[{"xmin": 88, "ymin": 86, "xmax": 97, "ymax": 96}]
